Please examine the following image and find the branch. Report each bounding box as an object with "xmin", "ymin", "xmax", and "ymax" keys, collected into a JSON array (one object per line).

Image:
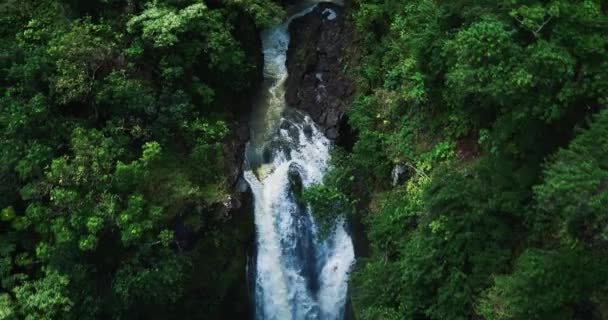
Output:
[
  {"xmin": 533, "ymin": 16, "xmax": 553, "ymax": 38},
  {"xmin": 404, "ymin": 162, "xmax": 429, "ymax": 179},
  {"xmin": 512, "ymin": 15, "xmax": 553, "ymax": 38}
]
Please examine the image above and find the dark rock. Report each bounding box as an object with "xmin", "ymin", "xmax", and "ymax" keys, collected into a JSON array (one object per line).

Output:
[
  {"xmin": 287, "ymin": 125, "xmax": 300, "ymax": 141},
  {"xmin": 286, "ymin": 3, "xmax": 356, "ymax": 140},
  {"xmin": 263, "ymin": 146, "xmax": 273, "ymax": 163},
  {"xmin": 392, "ymin": 164, "xmax": 413, "ymax": 186},
  {"xmin": 236, "ymin": 177, "xmax": 250, "ymax": 193},
  {"xmin": 303, "ymin": 124, "xmax": 313, "ymax": 138},
  {"xmin": 288, "ymin": 163, "xmax": 304, "ymax": 199},
  {"xmin": 280, "ymin": 119, "xmax": 292, "ymax": 130},
  {"xmin": 223, "ymin": 120, "xmax": 251, "ymax": 196},
  {"xmin": 336, "ymin": 114, "xmax": 356, "ymax": 151},
  {"xmin": 326, "ymin": 127, "xmax": 339, "ymax": 140}
]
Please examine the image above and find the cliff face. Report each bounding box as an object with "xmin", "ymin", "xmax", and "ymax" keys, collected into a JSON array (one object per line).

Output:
[{"xmin": 286, "ymin": 3, "xmax": 356, "ymax": 140}]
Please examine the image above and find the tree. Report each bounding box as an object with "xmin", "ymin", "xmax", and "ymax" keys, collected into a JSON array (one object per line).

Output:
[
  {"xmin": 12, "ymin": 270, "xmax": 73, "ymax": 320},
  {"xmin": 478, "ymin": 248, "xmax": 606, "ymax": 320}
]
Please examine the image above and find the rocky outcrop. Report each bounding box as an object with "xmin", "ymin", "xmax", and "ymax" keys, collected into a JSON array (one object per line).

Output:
[
  {"xmin": 286, "ymin": 3, "xmax": 356, "ymax": 140},
  {"xmin": 223, "ymin": 119, "xmax": 251, "ymax": 208}
]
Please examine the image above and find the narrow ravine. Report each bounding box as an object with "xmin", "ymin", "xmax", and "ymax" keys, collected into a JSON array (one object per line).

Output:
[{"xmin": 243, "ymin": 2, "xmax": 354, "ymax": 319}]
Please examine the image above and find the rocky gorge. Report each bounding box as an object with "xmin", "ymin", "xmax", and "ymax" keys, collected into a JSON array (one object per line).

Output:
[{"xmin": 207, "ymin": 2, "xmax": 361, "ymax": 318}]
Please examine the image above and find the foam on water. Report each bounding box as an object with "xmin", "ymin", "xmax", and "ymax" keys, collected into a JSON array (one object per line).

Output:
[{"xmin": 244, "ymin": 3, "xmax": 355, "ymax": 320}]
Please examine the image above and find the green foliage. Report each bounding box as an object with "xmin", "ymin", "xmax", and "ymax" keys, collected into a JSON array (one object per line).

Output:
[
  {"xmin": 0, "ymin": 0, "xmax": 278, "ymax": 318},
  {"xmin": 113, "ymin": 252, "xmax": 187, "ymax": 312},
  {"xmin": 0, "ymin": 293, "xmax": 16, "ymax": 320},
  {"xmin": 49, "ymin": 19, "xmax": 118, "ymax": 105},
  {"xmin": 0, "ymin": 207, "xmax": 15, "ymax": 222},
  {"xmin": 303, "ymin": 184, "xmax": 352, "ymax": 238},
  {"xmin": 346, "ymin": 0, "xmax": 608, "ymax": 319},
  {"xmin": 478, "ymin": 248, "xmax": 607, "ymax": 320},
  {"xmin": 302, "ymin": 151, "xmax": 360, "ymax": 237},
  {"xmin": 128, "ymin": 2, "xmax": 245, "ymax": 72},
  {"xmin": 3, "ymin": 0, "xmax": 606, "ymax": 317},
  {"xmin": 533, "ymin": 109, "xmax": 608, "ymax": 245},
  {"xmin": 12, "ymin": 270, "xmax": 73, "ymax": 320},
  {"xmin": 223, "ymin": 0, "xmax": 285, "ymax": 28}
]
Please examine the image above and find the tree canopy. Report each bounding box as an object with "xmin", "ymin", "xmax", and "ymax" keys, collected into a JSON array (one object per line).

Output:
[
  {"xmin": 325, "ymin": 0, "xmax": 608, "ymax": 319},
  {"xmin": 0, "ymin": 0, "xmax": 284, "ymax": 318}
]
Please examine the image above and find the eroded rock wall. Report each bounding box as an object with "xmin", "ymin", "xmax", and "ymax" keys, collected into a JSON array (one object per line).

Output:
[{"xmin": 286, "ymin": 3, "xmax": 356, "ymax": 140}]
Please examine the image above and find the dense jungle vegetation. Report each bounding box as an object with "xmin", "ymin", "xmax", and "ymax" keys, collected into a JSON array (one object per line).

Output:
[
  {"xmin": 0, "ymin": 0, "xmax": 284, "ymax": 318},
  {"xmin": 326, "ymin": 0, "xmax": 608, "ymax": 319},
  {"xmin": 1, "ymin": 0, "xmax": 607, "ymax": 319}
]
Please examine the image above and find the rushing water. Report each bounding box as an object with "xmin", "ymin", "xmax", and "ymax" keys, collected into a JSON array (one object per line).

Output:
[{"xmin": 243, "ymin": 3, "xmax": 355, "ymax": 320}]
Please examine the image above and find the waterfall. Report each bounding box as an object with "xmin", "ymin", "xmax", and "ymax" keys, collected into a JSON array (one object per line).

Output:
[{"xmin": 243, "ymin": 3, "xmax": 355, "ymax": 320}]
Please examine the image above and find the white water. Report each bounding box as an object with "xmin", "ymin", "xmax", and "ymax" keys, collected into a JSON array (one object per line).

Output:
[{"xmin": 244, "ymin": 3, "xmax": 355, "ymax": 320}]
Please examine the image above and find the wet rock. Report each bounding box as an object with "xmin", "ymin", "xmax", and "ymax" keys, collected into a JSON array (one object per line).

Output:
[
  {"xmin": 326, "ymin": 127, "xmax": 339, "ymax": 140},
  {"xmin": 287, "ymin": 125, "xmax": 300, "ymax": 142},
  {"xmin": 303, "ymin": 124, "xmax": 313, "ymax": 139},
  {"xmin": 280, "ymin": 120, "xmax": 291, "ymax": 130},
  {"xmin": 262, "ymin": 146, "xmax": 273, "ymax": 163},
  {"xmin": 288, "ymin": 163, "xmax": 304, "ymax": 199},
  {"xmin": 236, "ymin": 177, "xmax": 250, "ymax": 193},
  {"xmin": 392, "ymin": 164, "xmax": 413, "ymax": 186},
  {"xmin": 286, "ymin": 3, "xmax": 356, "ymax": 140},
  {"xmin": 225, "ymin": 122, "xmax": 250, "ymax": 180}
]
